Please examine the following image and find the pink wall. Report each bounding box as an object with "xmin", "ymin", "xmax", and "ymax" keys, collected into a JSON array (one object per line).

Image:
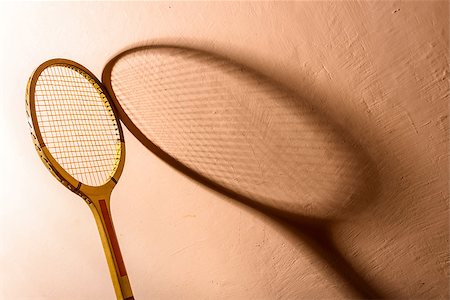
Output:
[{"xmin": 0, "ymin": 1, "xmax": 447, "ymax": 299}]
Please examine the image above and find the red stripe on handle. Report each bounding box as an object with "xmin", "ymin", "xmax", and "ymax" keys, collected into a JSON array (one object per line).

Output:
[{"xmin": 99, "ymin": 199, "xmax": 127, "ymax": 277}]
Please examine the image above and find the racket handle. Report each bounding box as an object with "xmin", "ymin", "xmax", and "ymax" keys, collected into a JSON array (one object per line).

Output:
[{"xmin": 90, "ymin": 198, "xmax": 134, "ymax": 300}]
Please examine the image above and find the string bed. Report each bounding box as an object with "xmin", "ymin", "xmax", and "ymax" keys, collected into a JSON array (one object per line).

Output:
[
  {"xmin": 108, "ymin": 47, "xmax": 366, "ymax": 216},
  {"xmin": 35, "ymin": 65, "xmax": 121, "ymax": 187}
]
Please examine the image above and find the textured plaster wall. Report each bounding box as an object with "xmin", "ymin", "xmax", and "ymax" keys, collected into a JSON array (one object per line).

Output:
[{"xmin": 0, "ymin": 1, "xmax": 448, "ymax": 299}]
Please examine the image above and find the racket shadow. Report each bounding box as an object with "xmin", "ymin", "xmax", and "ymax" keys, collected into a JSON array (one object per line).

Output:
[{"xmin": 103, "ymin": 45, "xmax": 384, "ymax": 298}]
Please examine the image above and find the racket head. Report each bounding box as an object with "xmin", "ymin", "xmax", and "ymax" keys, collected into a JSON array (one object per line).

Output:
[{"xmin": 26, "ymin": 59, "xmax": 125, "ymax": 199}]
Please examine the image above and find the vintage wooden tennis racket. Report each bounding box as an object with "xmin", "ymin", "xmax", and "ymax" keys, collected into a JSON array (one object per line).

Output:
[{"xmin": 26, "ymin": 59, "xmax": 134, "ymax": 300}]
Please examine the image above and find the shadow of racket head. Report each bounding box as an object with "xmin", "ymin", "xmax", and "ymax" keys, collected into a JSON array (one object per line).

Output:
[
  {"xmin": 102, "ymin": 44, "xmax": 386, "ymax": 298},
  {"xmin": 102, "ymin": 45, "xmax": 379, "ymax": 223}
]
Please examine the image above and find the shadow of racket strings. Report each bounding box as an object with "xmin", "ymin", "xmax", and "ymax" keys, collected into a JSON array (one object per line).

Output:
[{"xmin": 103, "ymin": 45, "xmax": 384, "ymax": 299}]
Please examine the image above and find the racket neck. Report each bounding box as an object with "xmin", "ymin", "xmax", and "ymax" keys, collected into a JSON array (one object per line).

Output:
[{"xmin": 89, "ymin": 195, "xmax": 134, "ymax": 300}]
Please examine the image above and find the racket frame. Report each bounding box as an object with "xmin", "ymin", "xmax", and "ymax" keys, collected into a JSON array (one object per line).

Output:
[{"xmin": 26, "ymin": 59, "xmax": 133, "ymax": 300}]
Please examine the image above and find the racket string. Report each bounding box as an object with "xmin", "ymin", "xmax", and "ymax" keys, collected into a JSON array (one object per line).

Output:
[{"xmin": 35, "ymin": 65, "xmax": 121, "ymax": 186}]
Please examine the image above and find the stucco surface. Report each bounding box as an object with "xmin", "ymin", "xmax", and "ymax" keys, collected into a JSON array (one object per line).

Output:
[{"xmin": 0, "ymin": 1, "xmax": 448, "ymax": 299}]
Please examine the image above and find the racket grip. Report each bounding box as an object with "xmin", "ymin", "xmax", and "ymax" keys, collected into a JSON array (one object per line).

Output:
[{"xmin": 90, "ymin": 199, "xmax": 134, "ymax": 300}]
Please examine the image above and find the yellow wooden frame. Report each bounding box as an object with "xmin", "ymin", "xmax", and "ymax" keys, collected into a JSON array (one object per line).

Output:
[{"xmin": 26, "ymin": 59, "xmax": 134, "ymax": 300}]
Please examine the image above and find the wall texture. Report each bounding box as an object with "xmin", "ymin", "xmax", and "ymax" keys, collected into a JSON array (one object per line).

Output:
[{"xmin": 0, "ymin": 1, "xmax": 448, "ymax": 299}]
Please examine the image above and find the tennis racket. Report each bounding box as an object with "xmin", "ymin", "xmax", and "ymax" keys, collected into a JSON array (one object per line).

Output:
[{"xmin": 26, "ymin": 59, "xmax": 134, "ymax": 300}]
